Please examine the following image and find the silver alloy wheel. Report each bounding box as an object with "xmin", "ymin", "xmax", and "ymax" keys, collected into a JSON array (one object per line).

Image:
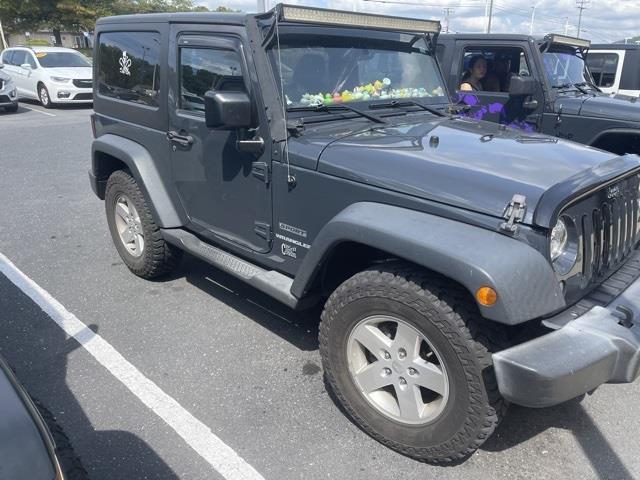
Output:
[
  {"xmin": 39, "ymin": 87, "xmax": 50, "ymax": 106},
  {"xmin": 114, "ymin": 194, "xmax": 145, "ymax": 258},
  {"xmin": 347, "ymin": 315, "xmax": 450, "ymax": 425}
]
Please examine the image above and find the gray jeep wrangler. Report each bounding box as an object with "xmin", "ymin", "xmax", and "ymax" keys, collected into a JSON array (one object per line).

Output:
[{"xmin": 89, "ymin": 4, "xmax": 640, "ymax": 462}]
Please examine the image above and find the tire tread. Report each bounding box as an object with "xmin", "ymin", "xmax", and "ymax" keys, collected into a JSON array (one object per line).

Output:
[{"xmin": 319, "ymin": 262, "xmax": 509, "ymax": 463}]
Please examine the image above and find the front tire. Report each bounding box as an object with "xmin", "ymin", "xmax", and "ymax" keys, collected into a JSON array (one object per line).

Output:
[
  {"xmin": 105, "ymin": 170, "xmax": 182, "ymax": 278},
  {"xmin": 319, "ymin": 263, "xmax": 509, "ymax": 463},
  {"xmin": 38, "ymin": 84, "xmax": 54, "ymax": 108}
]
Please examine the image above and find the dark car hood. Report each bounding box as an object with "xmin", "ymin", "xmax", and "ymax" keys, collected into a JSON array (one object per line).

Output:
[
  {"xmin": 577, "ymin": 93, "xmax": 640, "ymax": 122},
  {"xmin": 314, "ymin": 116, "xmax": 621, "ymax": 224}
]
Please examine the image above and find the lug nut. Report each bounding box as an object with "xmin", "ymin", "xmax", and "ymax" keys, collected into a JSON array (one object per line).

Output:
[
  {"xmin": 383, "ymin": 368, "xmax": 392, "ymax": 376},
  {"xmin": 399, "ymin": 377, "xmax": 407, "ymax": 385},
  {"xmin": 398, "ymin": 348, "xmax": 406, "ymax": 359},
  {"xmin": 408, "ymin": 367, "xmax": 417, "ymax": 376},
  {"xmin": 383, "ymin": 351, "xmax": 391, "ymax": 360}
]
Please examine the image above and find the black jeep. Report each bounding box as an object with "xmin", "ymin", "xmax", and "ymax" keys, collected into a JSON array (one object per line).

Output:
[
  {"xmin": 89, "ymin": 5, "xmax": 640, "ymax": 462},
  {"xmin": 438, "ymin": 33, "xmax": 640, "ymax": 154}
]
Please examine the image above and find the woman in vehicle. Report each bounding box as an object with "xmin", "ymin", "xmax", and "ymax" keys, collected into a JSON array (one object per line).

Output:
[{"xmin": 459, "ymin": 55, "xmax": 487, "ymax": 91}]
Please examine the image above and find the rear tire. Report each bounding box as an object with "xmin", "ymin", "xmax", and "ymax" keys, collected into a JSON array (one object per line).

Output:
[
  {"xmin": 319, "ymin": 263, "xmax": 509, "ymax": 463},
  {"xmin": 105, "ymin": 170, "xmax": 182, "ymax": 278}
]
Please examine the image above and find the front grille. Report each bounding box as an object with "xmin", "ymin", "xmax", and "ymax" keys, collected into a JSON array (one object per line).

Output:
[
  {"xmin": 583, "ymin": 188, "xmax": 638, "ymax": 283},
  {"xmin": 73, "ymin": 92, "xmax": 93, "ymax": 100},
  {"xmin": 567, "ymin": 174, "xmax": 640, "ymax": 286},
  {"xmin": 0, "ymin": 95, "xmax": 10, "ymax": 103},
  {"xmin": 72, "ymin": 79, "xmax": 92, "ymax": 89}
]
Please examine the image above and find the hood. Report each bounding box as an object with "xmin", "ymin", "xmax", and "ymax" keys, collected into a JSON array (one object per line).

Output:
[
  {"xmin": 43, "ymin": 67, "xmax": 92, "ymax": 80},
  {"xmin": 313, "ymin": 116, "xmax": 620, "ymax": 224},
  {"xmin": 0, "ymin": 69, "xmax": 10, "ymax": 81},
  {"xmin": 578, "ymin": 93, "xmax": 640, "ymax": 122}
]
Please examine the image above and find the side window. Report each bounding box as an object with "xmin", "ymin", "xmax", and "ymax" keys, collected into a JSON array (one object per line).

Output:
[
  {"xmin": 179, "ymin": 47, "xmax": 244, "ymax": 113},
  {"xmin": 1, "ymin": 50, "xmax": 13, "ymax": 65},
  {"xmin": 458, "ymin": 46, "xmax": 531, "ymax": 93},
  {"xmin": 587, "ymin": 53, "xmax": 619, "ymax": 87},
  {"xmin": 26, "ymin": 53, "xmax": 37, "ymax": 69},
  {"xmin": 97, "ymin": 31, "xmax": 161, "ymax": 107},
  {"xmin": 11, "ymin": 50, "xmax": 26, "ymax": 67}
]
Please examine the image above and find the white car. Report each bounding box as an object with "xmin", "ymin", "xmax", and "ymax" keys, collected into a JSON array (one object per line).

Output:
[
  {"xmin": 587, "ymin": 44, "xmax": 640, "ymax": 98},
  {"xmin": 0, "ymin": 65, "xmax": 19, "ymax": 112},
  {"xmin": 0, "ymin": 46, "xmax": 92, "ymax": 108}
]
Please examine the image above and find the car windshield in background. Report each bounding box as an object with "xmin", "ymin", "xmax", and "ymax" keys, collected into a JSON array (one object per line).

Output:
[
  {"xmin": 37, "ymin": 52, "xmax": 91, "ymax": 68},
  {"xmin": 542, "ymin": 49, "xmax": 590, "ymax": 87},
  {"xmin": 267, "ymin": 35, "xmax": 446, "ymax": 108}
]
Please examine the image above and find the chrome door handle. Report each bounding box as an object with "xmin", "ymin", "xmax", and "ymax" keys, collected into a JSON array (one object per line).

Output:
[{"xmin": 167, "ymin": 131, "xmax": 194, "ymax": 147}]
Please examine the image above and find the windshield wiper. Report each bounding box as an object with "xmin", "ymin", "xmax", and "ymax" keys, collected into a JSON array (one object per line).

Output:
[
  {"xmin": 574, "ymin": 81, "xmax": 601, "ymax": 93},
  {"xmin": 289, "ymin": 103, "xmax": 387, "ymax": 124},
  {"xmin": 368, "ymin": 100, "xmax": 446, "ymax": 117},
  {"xmin": 552, "ymin": 82, "xmax": 589, "ymax": 94}
]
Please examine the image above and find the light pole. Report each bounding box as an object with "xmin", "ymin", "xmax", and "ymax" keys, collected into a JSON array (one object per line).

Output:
[
  {"xmin": 576, "ymin": 0, "xmax": 590, "ymax": 38},
  {"xmin": 443, "ymin": 7, "xmax": 454, "ymax": 33},
  {"xmin": 487, "ymin": 0, "xmax": 494, "ymax": 33},
  {"xmin": 529, "ymin": 6, "xmax": 536, "ymax": 35}
]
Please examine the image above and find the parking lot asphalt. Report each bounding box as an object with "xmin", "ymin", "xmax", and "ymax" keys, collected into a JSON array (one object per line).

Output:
[{"xmin": 0, "ymin": 102, "xmax": 639, "ymax": 480}]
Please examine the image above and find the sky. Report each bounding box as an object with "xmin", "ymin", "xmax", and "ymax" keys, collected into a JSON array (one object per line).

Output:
[{"xmin": 195, "ymin": 0, "xmax": 639, "ymax": 43}]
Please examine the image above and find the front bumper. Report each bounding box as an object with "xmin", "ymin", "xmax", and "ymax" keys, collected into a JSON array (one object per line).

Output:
[
  {"xmin": 48, "ymin": 82, "xmax": 92, "ymax": 103},
  {"xmin": 0, "ymin": 85, "xmax": 18, "ymax": 107},
  {"xmin": 493, "ymin": 271, "xmax": 640, "ymax": 408}
]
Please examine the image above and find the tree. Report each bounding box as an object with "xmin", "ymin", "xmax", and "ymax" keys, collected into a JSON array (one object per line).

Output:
[{"xmin": 0, "ymin": 0, "xmax": 209, "ymax": 45}]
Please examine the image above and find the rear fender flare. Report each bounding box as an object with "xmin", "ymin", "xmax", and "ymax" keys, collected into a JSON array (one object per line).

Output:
[{"xmin": 91, "ymin": 134, "xmax": 182, "ymax": 228}]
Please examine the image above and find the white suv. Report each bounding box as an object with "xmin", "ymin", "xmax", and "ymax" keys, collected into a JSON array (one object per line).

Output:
[{"xmin": 0, "ymin": 46, "xmax": 92, "ymax": 108}]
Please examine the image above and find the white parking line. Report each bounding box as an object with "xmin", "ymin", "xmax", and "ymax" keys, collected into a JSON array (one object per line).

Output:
[
  {"xmin": 20, "ymin": 105, "xmax": 56, "ymax": 117},
  {"xmin": 0, "ymin": 252, "xmax": 265, "ymax": 480}
]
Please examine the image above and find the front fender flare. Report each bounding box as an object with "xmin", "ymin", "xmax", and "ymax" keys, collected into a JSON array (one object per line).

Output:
[
  {"xmin": 91, "ymin": 134, "xmax": 182, "ymax": 228},
  {"xmin": 292, "ymin": 203, "xmax": 565, "ymax": 325}
]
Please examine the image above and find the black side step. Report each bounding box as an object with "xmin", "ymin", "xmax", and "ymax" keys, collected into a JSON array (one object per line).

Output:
[{"xmin": 161, "ymin": 228, "xmax": 302, "ymax": 309}]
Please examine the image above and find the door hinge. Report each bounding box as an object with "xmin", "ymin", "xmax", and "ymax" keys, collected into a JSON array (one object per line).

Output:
[
  {"xmin": 251, "ymin": 161, "xmax": 270, "ymax": 184},
  {"xmin": 254, "ymin": 221, "xmax": 272, "ymax": 242},
  {"xmin": 500, "ymin": 194, "xmax": 527, "ymax": 233}
]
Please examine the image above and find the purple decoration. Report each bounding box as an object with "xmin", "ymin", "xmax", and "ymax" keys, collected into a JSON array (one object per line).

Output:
[{"xmin": 488, "ymin": 102, "xmax": 504, "ymax": 114}]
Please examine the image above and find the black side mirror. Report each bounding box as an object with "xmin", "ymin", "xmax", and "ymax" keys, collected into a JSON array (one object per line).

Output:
[
  {"xmin": 204, "ymin": 90, "xmax": 252, "ymax": 129},
  {"xmin": 508, "ymin": 76, "xmax": 536, "ymax": 96}
]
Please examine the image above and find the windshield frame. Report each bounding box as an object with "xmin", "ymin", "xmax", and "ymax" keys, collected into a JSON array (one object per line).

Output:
[
  {"xmin": 264, "ymin": 24, "xmax": 450, "ymax": 118},
  {"xmin": 36, "ymin": 51, "xmax": 92, "ymax": 68},
  {"xmin": 539, "ymin": 43, "xmax": 595, "ymax": 92}
]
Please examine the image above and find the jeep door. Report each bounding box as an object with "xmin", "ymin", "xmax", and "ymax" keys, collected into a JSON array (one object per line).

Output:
[
  {"xmin": 168, "ymin": 26, "xmax": 272, "ymax": 253},
  {"xmin": 448, "ymin": 41, "xmax": 545, "ymax": 132}
]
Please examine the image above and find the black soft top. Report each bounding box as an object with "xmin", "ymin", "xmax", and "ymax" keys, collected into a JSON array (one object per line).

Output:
[
  {"xmin": 590, "ymin": 43, "xmax": 640, "ymax": 51},
  {"xmin": 96, "ymin": 12, "xmax": 247, "ymax": 26}
]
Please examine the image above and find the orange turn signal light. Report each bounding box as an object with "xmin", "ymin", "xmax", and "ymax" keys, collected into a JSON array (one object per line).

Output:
[{"xmin": 476, "ymin": 287, "xmax": 497, "ymax": 307}]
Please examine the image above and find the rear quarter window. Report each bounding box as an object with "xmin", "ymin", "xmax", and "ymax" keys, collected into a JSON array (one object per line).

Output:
[{"xmin": 97, "ymin": 31, "xmax": 161, "ymax": 107}]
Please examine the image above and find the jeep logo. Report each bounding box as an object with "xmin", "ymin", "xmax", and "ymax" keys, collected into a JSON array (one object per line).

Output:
[{"xmin": 607, "ymin": 185, "xmax": 622, "ymax": 199}]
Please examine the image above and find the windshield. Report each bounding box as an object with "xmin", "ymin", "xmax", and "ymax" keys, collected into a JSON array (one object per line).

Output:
[
  {"xmin": 541, "ymin": 48, "xmax": 590, "ymax": 87},
  {"xmin": 267, "ymin": 34, "xmax": 446, "ymax": 109},
  {"xmin": 37, "ymin": 52, "xmax": 91, "ymax": 68}
]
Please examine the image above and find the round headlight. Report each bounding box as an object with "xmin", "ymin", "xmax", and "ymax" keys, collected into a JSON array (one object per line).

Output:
[
  {"xmin": 550, "ymin": 218, "xmax": 568, "ymax": 261},
  {"xmin": 550, "ymin": 216, "xmax": 579, "ymax": 276}
]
